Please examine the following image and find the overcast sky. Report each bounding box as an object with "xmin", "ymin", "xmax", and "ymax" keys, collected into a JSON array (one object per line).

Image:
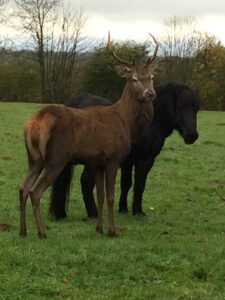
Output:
[
  {"xmin": 1, "ymin": 0, "xmax": 224, "ymax": 45},
  {"xmin": 70, "ymin": 0, "xmax": 225, "ymax": 44}
]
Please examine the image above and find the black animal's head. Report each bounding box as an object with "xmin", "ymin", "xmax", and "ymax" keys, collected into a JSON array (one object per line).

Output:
[{"xmin": 173, "ymin": 85, "xmax": 200, "ymax": 144}]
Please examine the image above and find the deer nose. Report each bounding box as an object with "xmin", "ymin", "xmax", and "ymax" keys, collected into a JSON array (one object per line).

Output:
[{"xmin": 143, "ymin": 89, "xmax": 156, "ymax": 100}]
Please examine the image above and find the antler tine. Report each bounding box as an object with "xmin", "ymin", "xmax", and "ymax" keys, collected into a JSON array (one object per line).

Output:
[
  {"xmin": 145, "ymin": 33, "xmax": 159, "ymax": 67},
  {"xmin": 107, "ymin": 31, "xmax": 133, "ymax": 67}
]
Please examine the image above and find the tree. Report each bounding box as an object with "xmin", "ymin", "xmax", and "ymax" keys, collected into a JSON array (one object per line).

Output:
[
  {"xmin": 192, "ymin": 42, "xmax": 225, "ymax": 110},
  {"xmin": 0, "ymin": 60, "xmax": 41, "ymax": 102},
  {"xmin": 14, "ymin": 0, "xmax": 60, "ymax": 102},
  {"xmin": 159, "ymin": 16, "xmax": 209, "ymax": 84},
  {"xmin": 45, "ymin": 7, "xmax": 86, "ymax": 102},
  {"xmin": 14, "ymin": 0, "xmax": 60, "ymax": 101},
  {"xmin": 14, "ymin": 0, "xmax": 86, "ymax": 102}
]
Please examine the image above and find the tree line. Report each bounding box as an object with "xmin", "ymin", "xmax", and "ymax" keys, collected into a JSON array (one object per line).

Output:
[{"xmin": 0, "ymin": 0, "xmax": 225, "ymax": 110}]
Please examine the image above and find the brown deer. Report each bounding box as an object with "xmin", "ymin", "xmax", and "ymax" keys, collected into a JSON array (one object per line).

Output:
[{"xmin": 19, "ymin": 33, "xmax": 159, "ymax": 239}]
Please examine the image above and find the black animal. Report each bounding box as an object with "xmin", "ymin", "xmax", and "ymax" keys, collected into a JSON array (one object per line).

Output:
[
  {"xmin": 66, "ymin": 94, "xmax": 111, "ymax": 108},
  {"xmin": 49, "ymin": 83, "xmax": 200, "ymax": 218}
]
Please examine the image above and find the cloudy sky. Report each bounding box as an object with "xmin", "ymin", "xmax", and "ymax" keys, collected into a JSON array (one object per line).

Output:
[
  {"xmin": 71, "ymin": 0, "xmax": 225, "ymax": 44},
  {"xmin": 1, "ymin": 0, "xmax": 224, "ymax": 45}
]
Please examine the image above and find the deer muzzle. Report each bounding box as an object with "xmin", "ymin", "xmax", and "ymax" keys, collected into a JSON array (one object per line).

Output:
[{"xmin": 141, "ymin": 89, "xmax": 156, "ymax": 102}]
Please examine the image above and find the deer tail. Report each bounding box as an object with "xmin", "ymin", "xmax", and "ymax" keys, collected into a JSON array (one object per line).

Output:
[{"xmin": 24, "ymin": 112, "xmax": 56, "ymax": 162}]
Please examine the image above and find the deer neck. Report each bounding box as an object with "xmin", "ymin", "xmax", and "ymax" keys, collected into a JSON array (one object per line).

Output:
[{"xmin": 115, "ymin": 84, "xmax": 153, "ymax": 140}]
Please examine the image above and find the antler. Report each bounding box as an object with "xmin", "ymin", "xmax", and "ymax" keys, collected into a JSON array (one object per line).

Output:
[
  {"xmin": 107, "ymin": 31, "xmax": 134, "ymax": 67},
  {"xmin": 145, "ymin": 33, "xmax": 159, "ymax": 67}
]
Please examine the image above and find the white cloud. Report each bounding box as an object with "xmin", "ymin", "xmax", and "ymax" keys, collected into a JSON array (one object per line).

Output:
[
  {"xmin": 68, "ymin": 0, "xmax": 225, "ymax": 43},
  {"xmin": 198, "ymin": 15, "xmax": 225, "ymax": 44},
  {"xmin": 1, "ymin": 1, "xmax": 225, "ymax": 45},
  {"xmin": 71, "ymin": 0, "xmax": 225, "ymax": 20},
  {"xmin": 85, "ymin": 16, "xmax": 164, "ymax": 42}
]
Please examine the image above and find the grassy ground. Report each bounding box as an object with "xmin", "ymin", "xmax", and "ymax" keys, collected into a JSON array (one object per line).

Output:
[{"xmin": 0, "ymin": 102, "xmax": 225, "ymax": 300}]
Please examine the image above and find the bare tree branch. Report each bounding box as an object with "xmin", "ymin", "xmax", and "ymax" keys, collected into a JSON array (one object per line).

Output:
[
  {"xmin": 13, "ymin": 0, "xmax": 61, "ymax": 101},
  {"xmin": 160, "ymin": 15, "xmax": 212, "ymax": 84},
  {"xmin": 12, "ymin": 1, "xmax": 87, "ymax": 102},
  {"xmin": 44, "ymin": 6, "xmax": 87, "ymax": 102}
]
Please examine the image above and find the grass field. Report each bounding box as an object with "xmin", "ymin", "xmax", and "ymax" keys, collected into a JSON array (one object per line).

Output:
[{"xmin": 0, "ymin": 102, "xmax": 225, "ymax": 300}]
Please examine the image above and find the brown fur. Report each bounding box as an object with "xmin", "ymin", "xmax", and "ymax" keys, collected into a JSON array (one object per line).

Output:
[
  {"xmin": 25, "ymin": 112, "xmax": 56, "ymax": 161},
  {"xmin": 19, "ymin": 62, "xmax": 157, "ymax": 239}
]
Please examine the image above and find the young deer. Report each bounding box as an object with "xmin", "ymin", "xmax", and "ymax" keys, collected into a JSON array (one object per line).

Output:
[{"xmin": 19, "ymin": 33, "xmax": 158, "ymax": 239}]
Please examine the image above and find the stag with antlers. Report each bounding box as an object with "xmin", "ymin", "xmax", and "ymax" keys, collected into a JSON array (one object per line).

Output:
[{"xmin": 19, "ymin": 33, "xmax": 159, "ymax": 239}]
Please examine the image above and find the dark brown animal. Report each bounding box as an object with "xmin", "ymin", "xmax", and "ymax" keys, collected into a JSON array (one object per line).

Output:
[{"xmin": 19, "ymin": 33, "xmax": 158, "ymax": 239}]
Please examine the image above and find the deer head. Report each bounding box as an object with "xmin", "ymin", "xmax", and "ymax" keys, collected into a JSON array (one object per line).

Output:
[{"xmin": 108, "ymin": 32, "xmax": 159, "ymax": 102}]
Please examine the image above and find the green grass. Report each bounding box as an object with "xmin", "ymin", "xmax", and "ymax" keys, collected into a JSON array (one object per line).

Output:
[{"xmin": 0, "ymin": 102, "xmax": 225, "ymax": 300}]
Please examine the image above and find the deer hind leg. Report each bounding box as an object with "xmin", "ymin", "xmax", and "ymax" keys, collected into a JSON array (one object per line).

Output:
[
  {"xmin": 94, "ymin": 169, "xmax": 105, "ymax": 234},
  {"xmin": 105, "ymin": 165, "xmax": 118, "ymax": 237},
  {"xmin": 19, "ymin": 159, "xmax": 43, "ymax": 237},
  {"xmin": 29, "ymin": 163, "xmax": 67, "ymax": 239}
]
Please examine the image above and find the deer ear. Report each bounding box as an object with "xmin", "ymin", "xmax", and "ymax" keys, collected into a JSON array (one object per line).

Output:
[{"xmin": 114, "ymin": 65, "xmax": 131, "ymax": 78}]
